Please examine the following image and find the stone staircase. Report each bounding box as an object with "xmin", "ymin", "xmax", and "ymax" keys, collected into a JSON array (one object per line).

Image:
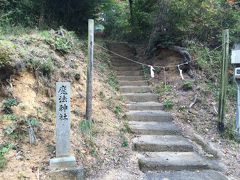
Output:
[{"xmin": 109, "ymin": 43, "xmax": 228, "ymax": 180}]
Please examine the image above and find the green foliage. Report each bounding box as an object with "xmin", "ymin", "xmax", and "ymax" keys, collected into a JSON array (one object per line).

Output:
[
  {"xmin": 3, "ymin": 117, "xmax": 30, "ymax": 139},
  {"xmin": 0, "ymin": 143, "xmax": 13, "ymax": 170},
  {"xmin": 41, "ymin": 29, "xmax": 74, "ymax": 54},
  {"xmin": 121, "ymin": 122, "xmax": 131, "ymax": 134},
  {"xmin": 0, "ymin": 155, "xmax": 6, "ymax": 170},
  {"xmin": 0, "ymin": 0, "xmax": 101, "ymax": 31},
  {"xmin": 155, "ymin": 83, "xmax": 172, "ymax": 96},
  {"xmin": 40, "ymin": 58, "xmax": 54, "ymax": 76},
  {"xmin": 188, "ymin": 42, "xmax": 222, "ymax": 74},
  {"xmin": 2, "ymin": 98, "xmax": 19, "ymax": 114},
  {"xmin": 25, "ymin": 57, "xmax": 54, "ymax": 77},
  {"xmin": 163, "ymin": 99, "xmax": 174, "ymax": 110},
  {"xmin": 130, "ymin": 0, "xmax": 158, "ymax": 41},
  {"xmin": 152, "ymin": 0, "xmax": 240, "ymax": 46},
  {"xmin": 120, "ymin": 133, "xmax": 129, "ymax": 147},
  {"xmin": 0, "ymin": 0, "xmax": 41, "ymax": 28},
  {"xmin": 142, "ymin": 65, "xmax": 150, "ymax": 80},
  {"xmin": 227, "ymin": 84, "xmax": 237, "ymax": 100},
  {"xmin": 182, "ymin": 81, "xmax": 193, "ymax": 91},
  {"xmin": 114, "ymin": 106, "xmax": 123, "ymax": 118},
  {"xmin": 107, "ymin": 71, "xmax": 119, "ymax": 91},
  {"xmin": 79, "ymin": 119, "xmax": 93, "ymax": 135},
  {"xmin": 3, "ymin": 125, "xmax": 21, "ymax": 139},
  {"xmin": 79, "ymin": 119, "xmax": 98, "ymax": 156},
  {"xmin": 222, "ymin": 120, "xmax": 239, "ymax": 142},
  {"xmin": 164, "ymin": 85, "xmax": 172, "ymax": 92},
  {"xmin": 0, "ymin": 40, "xmax": 15, "ymax": 68},
  {"xmin": 101, "ymin": 1, "xmax": 131, "ymax": 39},
  {"xmin": 1, "ymin": 114, "xmax": 17, "ymax": 121},
  {"xmin": 27, "ymin": 117, "xmax": 40, "ymax": 127},
  {"xmin": 0, "ymin": 143, "xmax": 13, "ymax": 155},
  {"xmin": 178, "ymin": 105, "xmax": 187, "ymax": 112}
]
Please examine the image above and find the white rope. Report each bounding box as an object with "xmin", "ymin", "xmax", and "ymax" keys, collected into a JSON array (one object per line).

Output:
[
  {"xmin": 178, "ymin": 65, "xmax": 185, "ymax": 80},
  {"xmin": 95, "ymin": 43, "xmax": 223, "ymax": 69},
  {"xmin": 148, "ymin": 65, "xmax": 155, "ymax": 78},
  {"xmin": 95, "ymin": 43, "xmax": 147, "ymax": 67}
]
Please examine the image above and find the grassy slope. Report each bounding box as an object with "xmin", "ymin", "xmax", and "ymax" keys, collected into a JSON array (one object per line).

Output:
[{"xmin": 0, "ymin": 29, "xmax": 133, "ymax": 179}]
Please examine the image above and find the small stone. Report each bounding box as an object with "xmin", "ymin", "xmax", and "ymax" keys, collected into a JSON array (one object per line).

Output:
[{"xmin": 74, "ymin": 73, "xmax": 81, "ymax": 81}]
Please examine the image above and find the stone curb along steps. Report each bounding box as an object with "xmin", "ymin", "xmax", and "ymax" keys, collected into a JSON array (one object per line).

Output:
[{"xmin": 109, "ymin": 42, "xmax": 228, "ymax": 180}]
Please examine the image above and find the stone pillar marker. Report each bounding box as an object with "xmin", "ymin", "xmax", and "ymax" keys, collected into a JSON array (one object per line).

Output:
[
  {"xmin": 49, "ymin": 82, "xmax": 84, "ymax": 180},
  {"xmin": 56, "ymin": 82, "xmax": 71, "ymax": 157}
]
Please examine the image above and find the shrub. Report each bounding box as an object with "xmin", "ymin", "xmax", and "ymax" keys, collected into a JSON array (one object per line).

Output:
[
  {"xmin": 0, "ymin": 143, "xmax": 13, "ymax": 170},
  {"xmin": 0, "ymin": 40, "xmax": 14, "ymax": 68},
  {"xmin": 114, "ymin": 106, "xmax": 123, "ymax": 118},
  {"xmin": 182, "ymin": 81, "xmax": 193, "ymax": 91},
  {"xmin": 163, "ymin": 99, "xmax": 174, "ymax": 110},
  {"xmin": 2, "ymin": 114, "xmax": 17, "ymax": 121},
  {"xmin": 25, "ymin": 57, "xmax": 54, "ymax": 77},
  {"xmin": 0, "ymin": 155, "xmax": 6, "ymax": 170},
  {"xmin": 27, "ymin": 117, "xmax": 40, "ymax": 127},
  {"xmin": 41, "ymin": 29, "xmax": 74, "ymax": 54},
  {"xmin": 121, "ymin": 133, "xmax": 129, "ymax": 147},
  {"xmin": 79, "ymin": 119, "xmax": 93, "ymax": 134},
  {"xmin": 2, "ymin": 98, "xmax": 19, "ymax": 114},
  {"xmin": 40, "ymin": 58, "xmax": 54, "ymax": 76}
]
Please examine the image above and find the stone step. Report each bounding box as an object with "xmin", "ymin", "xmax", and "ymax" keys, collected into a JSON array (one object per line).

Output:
[
  {"xmin": 120, "ymin": 86, "xmax": 152, "ymax": 93},
  {"xmin": 138, "ymin": 152, "xmax": 210, "ymax": 172},
  {"xmin": 117, "ymin": 76, "xmax": 144, "ymax": 81},
  {"xmin": 144, "ymin": 170, "xmax": 228, "ymax": 180},
  {"xmin": 132, "ymin": 135, "xmax": 194, "ymax": 152},
  {"xmin": 123, "ymin": 93, "xmax": 158, "ymax": 103},
  {"xmin": 119, "ymin": 81, "xmax": 147, "ymax": 86},
  {"xmin": 116, "ymin": 70, "xmax": 143, "ymax": 76},
  {"xmin": 129, "ymin": 121, "xmax": 180, "ymax": 135},
  {"xmin": 127, "ymin": 111, "xmax": 172, "ymax": 122},
  {"xmin": 127, "ymin": 102, "xmax": 162, "ymax": 110},
  {"xmin": 113, "ymin": 66, "xmax": 142, "ymax": 71}
]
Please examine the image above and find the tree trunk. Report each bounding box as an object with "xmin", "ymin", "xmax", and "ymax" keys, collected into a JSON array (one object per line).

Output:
[
  {"xmin": 128, "ymin": 0, "xmax": 134, "ymax": 25},
  {"xmin": 39, "ymin": 0, "xmax": 46, "ymax": 28}
]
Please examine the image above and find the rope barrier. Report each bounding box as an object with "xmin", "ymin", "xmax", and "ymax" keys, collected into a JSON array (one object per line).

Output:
[
  {"xmin": 95, "ymin": 42, "xmax": 224, "ymax": 81},
  {"xmin": 178, "ymin": 65, "xmax": 184, "ymax": 80},
  {"xmin": 95, "ymin": 43, "xmax": 224, "ymax": 81},
  {"xmin": 95, "ymin": 43, "xmax": 224, "ymax": 69}
]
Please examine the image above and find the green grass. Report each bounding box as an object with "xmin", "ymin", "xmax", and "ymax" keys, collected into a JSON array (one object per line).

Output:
[
  {"xmin": 155, "ymin": 84, "xmax": 172, "ymax": 96},
  {"xmin": 40, "ymin": 28, "xmax": 75, "ymax": 54},
  {"xmin": 1, "ymin": 114, "xmax": 17, "ymax": 121},
  {"xmin": 163, "ymin": 99, "xmax": 174, "ymax": 110},
  {"xmin": 182, "ymin": 81, "xmax": 193, "ymax": 91},
  {"xmin": 107, "ymin": 71, "xmax": 119, "ymax": 91},
  {"xmin": 79, "ymin": 119, "xmax": 93, "ymax": 135},
  {"xmin": 0, "ymin": 143, "xmax": 13, "ymax": 170},
  {"xmin": 114, "ymin": 106, "xmax": 123, "ymax": 118},
  {"xmin": 25, "ymin": 57, "xmax": 54, "ymax": 77},
  {"xmin": 2, "ymin": 98, "xmax": 19, "ymax": 114},
  {"xmin": 121, "ymin": 134, "xmax": 129, "ymax": 147}
]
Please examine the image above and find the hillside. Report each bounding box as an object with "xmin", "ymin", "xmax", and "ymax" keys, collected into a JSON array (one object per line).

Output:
[
  {"xmin": 0, "ymin": 29, "xmax": 141, "ymax": 179},
  {"xmin": 0, "ymin": 0, "xmax": 240, "ymax": 179}
]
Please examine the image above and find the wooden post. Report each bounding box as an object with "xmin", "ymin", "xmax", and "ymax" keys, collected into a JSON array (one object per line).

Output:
[
  {"xmin": 218, "ymin": 29, "xmax": 229, "ymax": 132},
  {"xmin": 86, "ymin": 19, "xmax": 94, "ymax": 121}
]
